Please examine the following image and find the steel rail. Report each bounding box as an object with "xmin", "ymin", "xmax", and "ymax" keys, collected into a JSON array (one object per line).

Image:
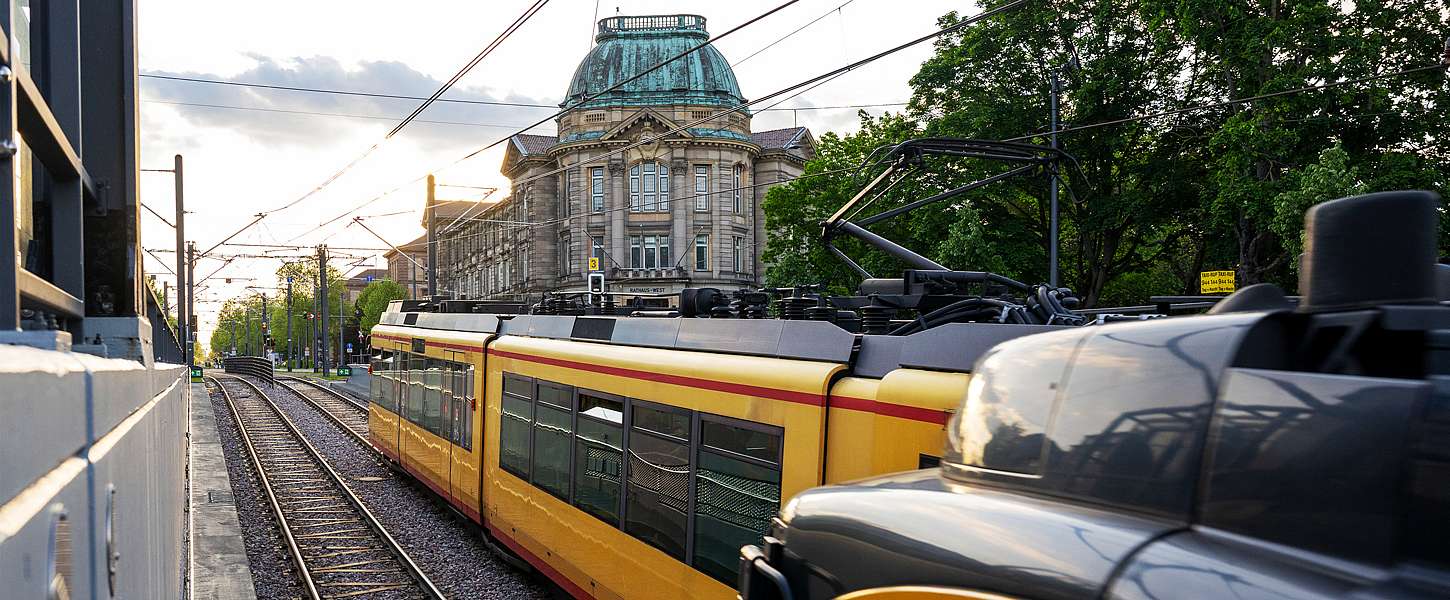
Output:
[
  {"xmin": 276, "ymin": 376, "xmax": 372, "ymax": 450},
  {"xmin": 210, "ymin": 375, "xmax": 445, "ymax": 600}
]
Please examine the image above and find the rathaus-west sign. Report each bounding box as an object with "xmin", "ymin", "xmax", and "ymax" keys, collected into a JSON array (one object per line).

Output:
[{"xmin": 433, "ymin": 14, "xmax": 814, "ymax": 301}]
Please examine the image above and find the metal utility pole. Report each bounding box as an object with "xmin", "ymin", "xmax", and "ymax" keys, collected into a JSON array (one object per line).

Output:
[
  {"xmin": 285, "ymin": 276, "xmax": 293, "ymax": 371},
  {"xmin": 230, "ymin": 320, "xmax": 237, "ymax": 355},
  {"xmin": 187, "ymin": 242, "xmax": 196, "ymax": 365},
  {"xmin": 1048, "ymin": 72, "xmax": 1061, "ymax": 289},
  {"xmin": 260, "ymin": 292, "xmax": 268, "ymax": 360},
  {"xmin": 245, "ymin": 305, "xmax": 253, "ymax": 356},
  {"xmin": 173, "ymin": 155, "xmax": 188, "ymax": 364},
  {"xmin": 426, "ymin": 174, "xmax": 437, "ymax": 297},
  {"xmin": 338, "ymin": 295, "xmax": 345, "ymax": 368},
  {"xmin": 319, "ymin": 245, "xmax": 331, "ymax": 376}
]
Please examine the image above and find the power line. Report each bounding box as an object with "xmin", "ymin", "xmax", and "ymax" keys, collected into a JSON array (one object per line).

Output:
[
  {"xmin": 479, "ymin": 0, "xmax": 1026, "ymax": 206},
  {"xmin": 733, "ymin": 0, "xmax": 856, "ymax": 68},
  {"xmin": 205, "ymin": 0, "xmax": 553, "ymax": 257},
  {"xmin": 141, "ymin": 73, "xmax": 902, "ymax": 114},
  {"xmin": 298, "ymin": 0, "xmax": 808, "ymax": 243},
  {"xmin": 387, "ymin": 0, "xmax": 550, "ymax": 139},
  {"xmin": 139, "ymin": 73, "xmax": 558, "ymax": 109},
  {"xmin": 1006, "ymin": 62, "xmax": 1448, "ymax": 141},
  {"xmin": 143, "ymin": 99, "xmax": 551, "ymax": 130}
]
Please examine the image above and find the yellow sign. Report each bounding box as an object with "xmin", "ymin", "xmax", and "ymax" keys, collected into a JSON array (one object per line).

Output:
[
  {"xmin": 588, "ymin": 257, "xmax": 600, "ymax": 272},
  {"xmin": 1200, "ymin": 270, "xmax": 1236, "ymax": 294}
]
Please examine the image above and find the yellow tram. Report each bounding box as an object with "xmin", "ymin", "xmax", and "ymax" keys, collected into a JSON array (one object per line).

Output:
[{"xmin": 366, "ymin": 308, "xmax": 1026, "ymax": 599}]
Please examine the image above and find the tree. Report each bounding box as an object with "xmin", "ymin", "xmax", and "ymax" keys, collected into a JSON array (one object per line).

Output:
[{"xmin": 356, "ymin": 279, "xmax": 408, "ymax": 334}]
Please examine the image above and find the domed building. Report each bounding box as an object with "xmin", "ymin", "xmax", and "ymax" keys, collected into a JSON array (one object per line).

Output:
[{"xmin": 436, "ymin": 14, "xmax": 814, "ymax": 301}]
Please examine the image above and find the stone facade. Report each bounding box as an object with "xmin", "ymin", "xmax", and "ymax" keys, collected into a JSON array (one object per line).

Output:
[{"xmin": 437, "ymin": 15, "xmax": 813, "ymax": 301}]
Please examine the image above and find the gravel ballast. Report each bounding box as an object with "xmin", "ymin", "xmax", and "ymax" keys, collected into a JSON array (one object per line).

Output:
[
  {"xmin": 205, "ymin": 381, "xmax": 306, "ymax": 600},
  {"xmin": 247, "ymin": 377, "xmax": 549, "ymax": 599}
]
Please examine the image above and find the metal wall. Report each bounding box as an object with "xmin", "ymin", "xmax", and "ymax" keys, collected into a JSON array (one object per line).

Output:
[{"xmin": 0, "ymin": 345, "xmax": 189, "ymax": 600}]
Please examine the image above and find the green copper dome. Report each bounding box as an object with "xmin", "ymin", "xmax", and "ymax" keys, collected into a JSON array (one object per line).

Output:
[{"xmin": 563, "ymin": 15, "xmax": 746, "ymax": 110}]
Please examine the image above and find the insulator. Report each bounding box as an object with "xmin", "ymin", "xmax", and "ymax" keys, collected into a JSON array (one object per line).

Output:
[
  {"xmin": 860, "ymin": 295, "xmax": 892, "ymax": 334},
  {"xmin": 709, "ymin": 305, "xmax": 734, "ymax": 318}
]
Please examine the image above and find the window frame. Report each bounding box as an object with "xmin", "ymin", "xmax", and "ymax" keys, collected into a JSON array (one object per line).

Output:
[
  {"xmin": 733, "ymin": 164, "xmax": 743, "ymax": 213},
  {"xmin": 531, "ymin": 381, "xmax": 577, "ymax": 502},
  {"xmin": 590, "ymin": 167, "xmax": 605, "ymax": 213},
  {"xmin": 694, "ymin": 234, "xmax": 708, "ymax": 272},
  {"xmin": 500, "ymin": 373, "xmax": 536, "ymax": 480},
  {"xmin": 693, "ymin": 165, "xmax": 709, "ymax": 212},
  {"xmin": 574, "ymin": 388, "xmax": 627, "ymax": 525}
]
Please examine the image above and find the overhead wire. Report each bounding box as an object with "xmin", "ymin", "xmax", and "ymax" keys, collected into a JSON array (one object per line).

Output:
[
  {"xmin": 138, "ymin": 73, "xmax": 558, "ymax": 108},
  {"xmin": 312, "ymin": 0, "xmax": 1020, "ymax": 247},
  {"xmin": 1005, "ymin": 62, "xmax": 1449, "ymax": 141},
  {"xmin": 142, "ymin": 99, "xmax": 551, "ymax": 130},
  {"xmin": 732, "ymin": 0, "xmax": 856, "ymax": 68},
  {"xmin": 298, "ymin": 0, "xmax": 808, "ymax": 243},
  {"xmin": 203, "ymin": 0, "xmax": 553, "ymax": 255}
]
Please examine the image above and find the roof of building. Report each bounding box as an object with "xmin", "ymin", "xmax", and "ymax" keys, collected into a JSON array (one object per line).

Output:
[
  {"xmin": 564, "ymin": 15, "xmax": 744, "ymax": 110},
  {"xmin": 512, "ymin": 134, "xmax": 557, "ymax": 155},
  {"xmin": 385, "ymin": 234, "xmax": 428, "ymax": 259},
  {"xmin": 751, "ymin": 127, "xmax": 809, "ymax": 150},
  {"xmin": 344, "ymin": 268, "xmax": 389, "ymax": 286}
]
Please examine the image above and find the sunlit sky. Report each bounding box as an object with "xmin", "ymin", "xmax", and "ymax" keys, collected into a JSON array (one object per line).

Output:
[{"xmin": 135, "ymin": 0, "xmax": 980, "ymax": 347}]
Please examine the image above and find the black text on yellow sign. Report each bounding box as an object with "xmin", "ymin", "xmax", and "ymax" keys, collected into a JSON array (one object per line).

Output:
[
  {"xmin": 1200, "ymin": 270, "xmax": 1236, "ymax": 294},
  {"xmin": 588, "ymin": 257, "xmax": 600, "ymax": 272}
]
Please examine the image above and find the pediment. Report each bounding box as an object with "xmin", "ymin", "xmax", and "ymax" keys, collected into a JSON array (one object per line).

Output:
[{"xmin": 599, "ymin": 108, "xmax": 693, "ymax": 144}]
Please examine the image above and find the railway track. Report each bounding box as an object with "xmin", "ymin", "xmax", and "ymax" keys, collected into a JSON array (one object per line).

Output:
[
  {"xmin": 278, "ymin": 376, "xmax": 370, "ymax": 445},
  {"xmin": 210, "ymin": 375, "xmax": 445, "ymax": 600}
]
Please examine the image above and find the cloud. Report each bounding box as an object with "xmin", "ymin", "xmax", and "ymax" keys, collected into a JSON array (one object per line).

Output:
[{"xmin": 140, "ymin": 55, "xmax": 561, "ymax": 149}]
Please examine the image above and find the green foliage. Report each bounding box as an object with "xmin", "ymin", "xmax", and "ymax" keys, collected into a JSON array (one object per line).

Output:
[
  {"xmin": 764, "ymin": 0, "xmax": 1448, "ymax": 306},
  {"xmin": 356, "ymin": 279, "xmax": 408, "ymax": 333}
]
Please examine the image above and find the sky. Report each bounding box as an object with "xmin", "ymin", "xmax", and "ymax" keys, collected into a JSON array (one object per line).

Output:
[{"xmin": 135, "ymin": 0, "xmax": 980, "ymax": 349}]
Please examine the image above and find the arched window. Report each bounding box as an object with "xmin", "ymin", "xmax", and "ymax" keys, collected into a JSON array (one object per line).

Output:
[{"xmin": 629, "ymin": 161, "xmax": 670, "ymax": 212}]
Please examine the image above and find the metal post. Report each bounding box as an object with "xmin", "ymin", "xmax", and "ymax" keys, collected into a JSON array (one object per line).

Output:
[
  {"xmin": 338, "ymin": 293, "xmax": 345, "ymax": 370},
  {"xmin": 285, "ymin": 276, "xmax": 293, "ymax": 371},
  {"xmin": 230, "ymin": 319, "xmax": 236, "ymax": 354},
  {"xmin": 0, "ymin": 1, "xmax": 19, "ymax": 331},
  {"xmin": 246, "ymin": 305, "xmax": 253, "ymax": 356},
  {"xmin": 173, "ymin": 154, "xmax": 187, "ymax": 356},
  {"xmin": 260, "ymin": 292, "xmax": 268, "ymax": 361},
  {"xmin": 426, "ymin": 174, "xmax": 437, "ymax": 297},
  {"xmin": 319, "ymin": 245, "xmax": 330, "ymax": 376},
  {"xmin": 187, "ymin": 242, "xmax": 196, "ymax": 364},
  {"xmin": 1048, "ymin": 71, "xmax": 1060, "ymax": 289}
]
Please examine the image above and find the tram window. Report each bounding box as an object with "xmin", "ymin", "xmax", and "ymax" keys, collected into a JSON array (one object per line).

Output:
[
  {"xmin": 423, "ymin": 359, "xmax": 446, "ymax": 436},
  {"xmin": 500, "ymin": 374, "xmax": 534, "ymax": 479},
  {"xmin": 406, "ymin": 354, "xmax": 426, "ymax": 424},
  {"xmin": 532, "ymin": 383, "xmax": 574, "ymax": 501},
  {"xmin": 693, "ymin": 418, "xmax": 783, "ymax": 584},
  {"xmin": 574, "ymin": 392, "xmax": 623, "ymax": 524},
  {"xmin": 625, "ymin": 406, "xmax": 692, "ymax": 560},
  {"xmin": 702, "ymin": 420, "xmax": 781, "ymax": 464},
  {"xmin": 452, "ymin": 363, "xmax": 475, "ymax": 450},
  {"xmin": 633, "ymin": 403, "xmax": 690, "ymax": 440}
]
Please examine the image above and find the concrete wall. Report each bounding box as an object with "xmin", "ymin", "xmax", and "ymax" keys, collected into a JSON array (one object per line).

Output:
[{"xmin": 0, "ymin": 345, "xmax": 188, "ymax": 600}]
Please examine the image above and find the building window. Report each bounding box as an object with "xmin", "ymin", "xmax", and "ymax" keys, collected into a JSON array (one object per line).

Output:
[
  {"xmin": 694, "ymin": 165, "xmax": 709, "ymax": 211},
  {"xmin": 732, "ymin": 236, "xmax": 743, "ymax": 273},
  {"xmin": 694, "ymin": 235, "xmax": 708, "ymax": 271},
  {"xmin": 562, "ymin": 171, "xmax": 572, "ymax": 218},
  {"xmin": 630, "ymin": 235, "xmax": 670, "ymax": 269},
  {"xmin": 559, "ymin": 231, "xmax": 572, "ymax": 276},
  {"xmin": 591, "ymin": 236, "xmax": 605, "ymax": 268},
  {"xmin": 630, "ymin": 162, "xmax": 669, "ymax": 212},
  {"xmin": 733, "ymin": 165, "xmax": 744, "ymax": 213},
  {"xmin": 591, "ymin": 167, "xmax": 604, "ymax": 213}
]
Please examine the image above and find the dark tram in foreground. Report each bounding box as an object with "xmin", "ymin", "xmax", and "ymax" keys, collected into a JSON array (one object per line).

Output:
[{"xmin": 738, "ymin": 191, "xmax": 1449, "ymax": 600}]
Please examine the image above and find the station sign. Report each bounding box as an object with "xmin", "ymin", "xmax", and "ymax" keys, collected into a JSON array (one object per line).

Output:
[{"xmin": 1200, "ymin": 270, "xmax": 1236, "ymax": 294}]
